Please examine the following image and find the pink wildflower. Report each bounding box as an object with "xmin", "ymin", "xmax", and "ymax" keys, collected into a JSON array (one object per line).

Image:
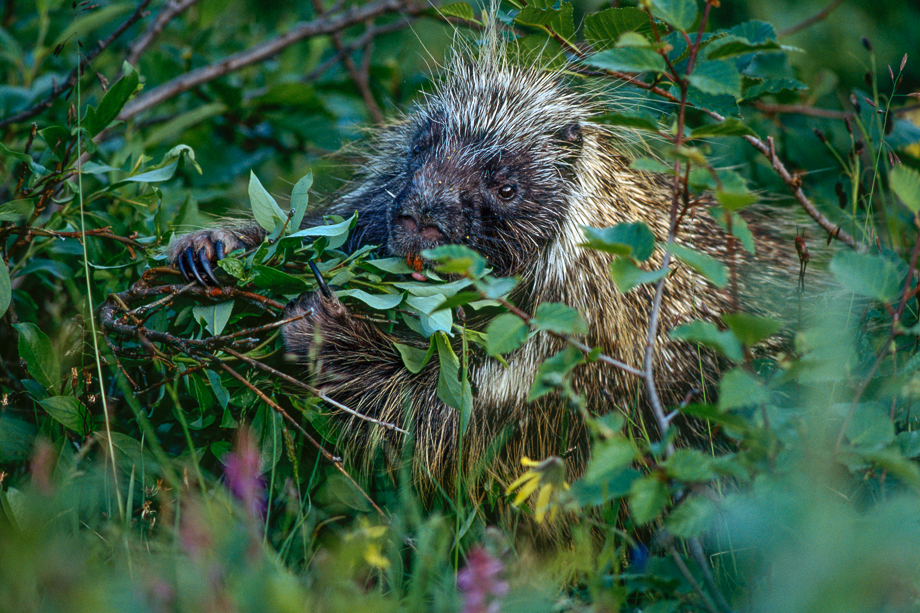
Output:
[
  {"xmin": 457, "ymin": 546, "xmax": 509, "ymax": 613},
  {"xmin": 223, "ymin": 427, "xmax": 266, "ymax": 520}
]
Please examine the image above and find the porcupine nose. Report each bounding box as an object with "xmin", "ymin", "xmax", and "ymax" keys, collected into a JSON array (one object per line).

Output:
[{"xmin": 397, "ymin": 215, "xmax": 444, "ymax": 244}]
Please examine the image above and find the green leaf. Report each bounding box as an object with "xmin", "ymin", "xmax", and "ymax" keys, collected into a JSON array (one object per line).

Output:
[
  {"xmin": 39, "ymin": 396, "xmax": 89, "ymax": 432},
  {"xmin": 583, "ymin": 436, "xmax": 638, "ymax": 484},
  {"xmin": 703, "ymin": 34, "xmax": 781, "ymax": 61},
  {"xmin": 364, "ymin": 257, "xmax": 413, "ymax": 275},
  {"xmin": 439, "ymin": 1, "xmax": 477, "ymax": 21},
  {"xmin": 251, "ymin": 265, "xmax": 309, "ymax": 292},
  {"xmin": 687, "ymin": 60, "xmax": 742, "ymax": 98},
  {"xmin": 406, "ymin": 295, "xmax": 453, "ymax": 336},
  {"xmin": 609, "ymin": 258, "xmax": 667, "ymax": 293},
  {"xmin": 722, "ymin": 313, "xmax": 781, "ymax": 347},
  {"xmin": 14, "ymin": 323, "xmax": 58, "ymax": 390},
  {"xmin": 192, "ymin": 301, "xmax": 233, "ymax": 336},
  {"xmin": 422, "ymin": 245, "xmax": 487, "ymax": 278},
  {"xmin": 830, "ymin": 250, "xmax": 905, "ymax": 303},
  {"xmin": 0, "ymin": 260, "xmax": 10, "ymax": 316},
  {"xmin": 668, "ymin": 243, "xmax": 728, "ymax": 287},
  {"xmin": 337, "ymin": 289, "xmax": 403, "ymax": 310},
  {"xmin": 715, "ymin": 188, "xmax": 757, "ymax": 211},
  {"xmin": 485, "ymin": 313, "xmax": 529, "ymax": 356},
  {"xmin": 53, "ymin": 3, "xmax": 132, "ymax": 45},
  {"xmin": 680, "ymin": 403, "xmax": 749, "ymax": 436},
  {"xmin": 118, "ymin": 159, "xmax": 179, "ymax": 184},
  {"xmin": 249, "ymin": 171, "xmax": 287, "ymax": 233},
  {"xmin": 595, "ymin": 111, "xmax": 661, "ymax": 132},
  {"xmin": 584, "ymin": 8, "xmax": 651, "ymax": 50},
  {"xmin": 846, "ymin": 403, "xmax": 894, "ymax": 447},
  {"xmin": 86, "ymin": 65, "xmax": 139, "ymax": 135},
  {"xmin": 631, "ymin": 156, "xmax": 674, "ymax": 174},
  {"xmin": 665, "ymin": 449, "xmax": 716, "ymax": 482},
  {"xmin": 690, "ymin": 119, "xmax": 756, "ymax": 138},
  {"xmin": 683, "ymin": 86, "xmax": 740, "ymax": 117},
  {"xmin": 205, "ymin": 370, "xmax": 231, "ymax": 409},
  {"xmin": 860, "ymin": 449, "xmax": 920, "ymax": 487},
  {"xmin": 741, "ymin": 77, "xmax": 807, "ymax": 100},
  {"xmin": 473, "ymin": 276, "xmax": 518, "ymax": 300},
  {"xmin": 582, "ymin": 47, "xmax": 666, "ymax": 74},
  {"xmin": 581, "ymin": 222, "xmax": 656, "ymax": 260},
  {"xmin": 650, "ymin": 0, "xmax": 698, "ymax": 31},
  {"xmin": 666, "ymin": 496, "xmax": 715, "ymax": 538},
  {"xmin": 0, "ymin": 199, "xmax": 34, "ymax": 222},
  {"xmin": 394, "ymin": 340, "xmax": 435, "ymax": 374},
  {"xmin": 514, "ymin": 1, "xmax": 574, "ymax": 39},
  {"xmin": 289, "ymin": 172, "xmax": 313, "ymax": 234},
  {"xmin": 898, "ymin": 431, "xmax": 920, "ymax": 458},
  {"xmin": 718, "ymin": 368, "xmax": 769, "ymax": 410},
  {"xmin": 708, "ymin": 206, "xmax": 756, "ymax": 253},
  {"xmin": 629, "ymin": 475, "xmax": 669, "ymax": 525},
  {"xmin": 729, "ymin": 19, "xmax": 777, "ymax": 44},
  {"xmin": 891, "ymin": 165, "xmax": 920, "ymax": 214},
  {"xmin": 397, "ymin": 278, "xmax": 471, "ymax": 298},
  {"xmin": 671, "ymin": 321, "xmax": 743, "ymax": 363},
  {"xmin": 434, "ymin": 333, "xmax": 472, "ymax": 433},
  {"xmin": 531, "ymin": 303, "xmax": 588, "ymax": 336},
  {"xmin": 0, "ymin": 143, "xmax": 32, "ymax": 162},
  {"xmin": 529, "ymin": 346, "xmax": 585, "ymax": 401},
  {"xmin": 289, "ymin": 213, "xmax": 358, "ymax": 239},
  {"xmin": 0, "ymin": 416, "xmax": 37, "ymax": 462}
]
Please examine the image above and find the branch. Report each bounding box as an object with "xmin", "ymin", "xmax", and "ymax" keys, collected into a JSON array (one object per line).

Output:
[
  {"xmin": 203, "ymin": 353, "xmax": 391, "ymax": 523},
  {"xmin": 118, "ymin": 0, "xmax": 431, "ymax": 121},
  {"xmin": 744, "ymin": 135, "xmax": 857, "ymax": 248},
  {"xmin": 0, "ymin": 0, "xmax": 153, "ymax": 129},
  {"xmin": 126, "ymin": 0, "xmax": 203, "ymax": 67},
  {"xmin": 777, "ymin": 0, "xmax": 846, "ymax": 38},
  {"xmin": 222, "ymin": 347, "xmax": 408, "ymax": 434}
]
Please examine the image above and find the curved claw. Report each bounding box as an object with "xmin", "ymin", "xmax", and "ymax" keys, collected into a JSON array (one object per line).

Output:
[
  {"xmin": 177, "ymin": 250, "xmax": 192, "ymax": 281},
  {"xmin": 214, "ymin": 240, "xmax": 225, "ymax": 261},
  {"xmin": 199, "ymin": 248, "xmax": 220, "ymax": 286},
  {"xmin": 309, "ymin": 260, "xmax": 334, "ymax": 299},
  {"xmin": 186, "ymin": 247, "xmax": 208, "ymax": 286}
]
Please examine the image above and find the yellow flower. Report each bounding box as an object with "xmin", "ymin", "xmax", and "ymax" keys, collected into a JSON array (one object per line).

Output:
[
  {"xmin": 505, "ymin": 456, "xmax": 570, "ymax": 523},
  {"xmin": 345, "ymin": 520, "xmax": 391, "ymax": 569}
]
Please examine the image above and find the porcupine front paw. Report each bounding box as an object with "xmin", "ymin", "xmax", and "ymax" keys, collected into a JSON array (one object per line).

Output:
[{"xmin": 167, "ymin": 228, "xmax": 252, "ymax": 286}]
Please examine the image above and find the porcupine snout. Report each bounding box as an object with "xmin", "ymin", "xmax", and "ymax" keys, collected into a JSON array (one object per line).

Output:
[{"xmin": 387, "ymin": 162, "xmax": 468, "ymax": 259}]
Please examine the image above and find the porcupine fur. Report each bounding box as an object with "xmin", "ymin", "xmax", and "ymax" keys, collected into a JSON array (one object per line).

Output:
[{"xmin": 169, "ymin": 29, "xmax": 791, "ymax": 534}]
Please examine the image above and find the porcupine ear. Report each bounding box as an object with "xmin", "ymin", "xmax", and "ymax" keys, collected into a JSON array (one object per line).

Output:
[{"xmin": 554, "ymin": 123, "xmax": 584, "ymax": 171}]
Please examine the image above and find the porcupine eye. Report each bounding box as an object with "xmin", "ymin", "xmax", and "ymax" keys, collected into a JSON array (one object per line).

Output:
[{"xmin": 497, "ymin": 184, "xmax": 516, "ymax": 200}]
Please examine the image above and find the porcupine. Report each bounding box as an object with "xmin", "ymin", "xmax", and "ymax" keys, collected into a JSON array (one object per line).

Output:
[{"xmin": 169, "ymin": 33, "xmax": 787, "ymax": 524}]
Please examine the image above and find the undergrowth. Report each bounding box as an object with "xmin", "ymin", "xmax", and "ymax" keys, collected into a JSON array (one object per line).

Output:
[{"xmin": 2, "ymin": 0, "xmax": 920, "ymax": 611}]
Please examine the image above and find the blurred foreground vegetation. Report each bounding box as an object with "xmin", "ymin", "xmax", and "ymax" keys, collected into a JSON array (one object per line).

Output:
[{"xmin": 2, "ymin": 0, "xmax": 920, "ymax": 611}]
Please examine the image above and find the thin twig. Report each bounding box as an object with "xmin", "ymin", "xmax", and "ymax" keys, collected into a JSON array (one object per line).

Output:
[
  {"xmin": 745, "ymin": 135, "xmax": 857, "ymax": 248},
  {"xmin": 222, "ymin": 347, "xmax": 409, "ymax": 434},
  {"xmin": 303, "ymin": 17, "xmax": 415, "ymax": 82},
  {"xmin": 118, "ymin": 0, "xmax": 431, "ymax": 121},
  {"xmin": 836, "ymin": 215, "xmax": 920, "ymax": 450},
  {"xmin": 689, "ymin": 537, "xmax": 735, "ymax": 613},
  {"xmin": 777, "ymin": 0, "xmax": 846, "ymax": 38},
  {"xmin": 667, "ymin": 542, "xmax": 721, "ymax": 613},
  {"xmin": 0, "ymin": 0, "xmax": 153, "ymax": 129},
  {"xmin": 310, "ymin": 0, "xmax": 383, "ymax": 123},
  {"xmin": 0, "ymin": 226, "xmax": 148, "ymax": 251},
  {"xmin": 205, "ymin": 353, "xmax": 390, "ymax": 522},
  {"xmin": 494, "ymin": 297, "xmax": 645, "ymax": 378},
  {"xmin": 126, "ymin": 0, "xmax": 203, "ymax": 67}
]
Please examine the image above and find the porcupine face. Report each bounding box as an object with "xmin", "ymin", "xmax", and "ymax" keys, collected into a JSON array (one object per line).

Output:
[{"xmin": 381, "ymin": 60, "xmax": 593, "ymax": 277}]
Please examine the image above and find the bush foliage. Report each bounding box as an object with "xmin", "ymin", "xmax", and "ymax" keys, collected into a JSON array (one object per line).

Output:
[{"xmin": 2, "ymin": 0, "xmax": 920, "ymax": 611}]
